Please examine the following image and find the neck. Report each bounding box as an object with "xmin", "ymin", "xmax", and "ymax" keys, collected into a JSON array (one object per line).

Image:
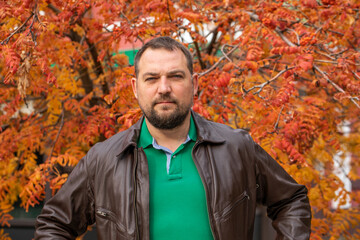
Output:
[{"xmin": 145, "ymin": 112, "xmax": 191, "ymax": 152}]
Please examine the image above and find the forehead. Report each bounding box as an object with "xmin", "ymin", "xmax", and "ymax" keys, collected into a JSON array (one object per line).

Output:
[{"xmin": 138, "ymin": 48, "xmax": 189, "ymax": 75}]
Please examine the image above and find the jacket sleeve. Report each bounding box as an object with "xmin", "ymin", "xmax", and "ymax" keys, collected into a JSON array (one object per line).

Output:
[
  {"xmin": 253, "ymin": 141, "xmax": 312, "ymax": 240},
  {"xmin": 34, "ymin": 149, "xmax": 96, "ymax": 239}
]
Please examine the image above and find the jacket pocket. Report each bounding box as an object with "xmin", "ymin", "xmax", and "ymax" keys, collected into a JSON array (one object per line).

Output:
[
  {"xmin": 214, "ymin": 190, "xmax": 250, "ymax": 223},
  {"xmin": 95, "ymin": 207, "xmax": 134, "ymax": 239},
  {"xmin": 213, "ymin": 190, "xmax": 251, "ymax": 240}
]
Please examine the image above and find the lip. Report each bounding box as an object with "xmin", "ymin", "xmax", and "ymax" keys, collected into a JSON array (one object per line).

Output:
[{"xmin": 156, "ymin": 101, "xmax": 175, "ymax": 105}]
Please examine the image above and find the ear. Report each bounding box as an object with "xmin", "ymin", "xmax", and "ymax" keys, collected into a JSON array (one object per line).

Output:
[
  {"xmin": 131, "ymin": 77, "xmax": 138, "ymax": 99},
  {"xmin": 192, "ymin": 73, "xmax": 199, "ymax": 96}
]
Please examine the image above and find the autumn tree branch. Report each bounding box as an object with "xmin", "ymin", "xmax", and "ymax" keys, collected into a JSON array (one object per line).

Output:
[
  {"xmin": 47, "ymin": 3, "xmax": 61, "ymax": 14},
  {"xmin": 244, "ymin": 11, "xmax": 300, "ymax": 49},
  {"xmin": 274, "ymin": 23, "xmax": 360, "ymax": 109},
  {"xmin": 47, "ymin": 108, "xmax": 65, "ymax": 162},
  {"xmin": 199, "ymin": 44, "xmax": 239, "ymax": 77},
  {"xmin": 330, "ymin": 48, "xmax": 349, "ymax": 56},
  {"xmin": 206, "ymin": 27, "xmax": 219, "ymax": 55},
  {"xmin": 286, "ymin": 28, "xmax": 300, "ymax": 46},
  {"xmin": 193, "ymin": 40, "xmax": 206, "ymax": 70},
  {"xmin": 352, "ymin": 71, "xmax": 360, "ymax": 80},
  {"xmin": 221, "ymin": 44, "xmax": 233, "ymax": 62},
  {"xmin": 85, "ymin": 37, "xmax": 109, "ymax": 95},
  {"xmin": 46, "ymin": 3, "xmax": 100, "ymax": 105},
  {"xmin": 120, "ymin": 11, "xmax": 144, "ymax": 44},
  {"xmin": 1, "ymin": 13, "xmax": 34, "ymax": 45},
  {"xmin": 166, "ymin": 0, "xmax": 173, "ymax": 22},
  {"xmin": 245, "ymin": 11, "xmax": 259, "ymax": 21},
  {"xmin": 314, "ymin": 59, "xmax": 337, "ymax": 64},
  {"xmin": 243, "ymin": 67, "xmax": 295, "ymax": 96},
  {"xmin": 333, "ymin": 157, "xmax": 352, "ymax": 183},
  {"xmin": 274, "ymin": 105, "xmax": 284, "ymax": 131},
  {"xmin": 28, "ymin": 13, "xmax": 38, "ymax": 45},
  {"xmin": 314, "ymin": 65, "xmax": 360, "ymax": 109},
  {"xmin": 1, "ymin": 2, "xmax": 44, "ymax": 46},
  {"xmin": 0, "ymin": 124, "xmax": 9, "ymax": 133},
  {"xmin": 275, "ymin": 28, "xmax": 297, "ymax": 47},
  {"xmin": 314, "ymin": 50, "xmax": 336, "ymax": 60}
]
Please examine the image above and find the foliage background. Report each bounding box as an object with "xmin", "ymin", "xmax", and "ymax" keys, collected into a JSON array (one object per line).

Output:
[{"xmin": 1, "ymin": 0, "xmax": 360, "ymax": 239}]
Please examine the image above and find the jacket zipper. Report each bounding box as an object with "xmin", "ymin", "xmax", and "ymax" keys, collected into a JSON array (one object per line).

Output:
[
  {"xmin": 95, "ymin": 208, "xmax": 128, "ymax": 234},
  {"xmin": 133, "ymin": 148, "xmax": 140, "ymax": 240},
  {"xmin": 214, "ymin": 191, "xmax": 249, "ymax": 221},
  {"xmin": 96, "ymin": 209, "xmax": 107, "ymax": 217},
  {"xmin": 192, "ymin": 140, "xmax": 219, "ymax": 240}
]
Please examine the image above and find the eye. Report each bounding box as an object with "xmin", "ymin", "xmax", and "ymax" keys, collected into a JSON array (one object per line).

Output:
[
  {"xmin": 170, "ymin": 74, "xmax": 184, "ymax": 79},
  {"xmin": 145, "ymin": 77, "xmax": 157, "ymax": 81}
]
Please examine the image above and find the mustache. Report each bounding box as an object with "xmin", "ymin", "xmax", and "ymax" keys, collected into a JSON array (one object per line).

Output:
[{"xmin": 152, "ymin": 95, "xmax": 177, "ymax": 106}]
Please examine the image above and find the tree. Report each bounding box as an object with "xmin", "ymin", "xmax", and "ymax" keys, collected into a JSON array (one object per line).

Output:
[{"xmin": 1, "ymin": 0, "xmax": 360, "ymax": 239}]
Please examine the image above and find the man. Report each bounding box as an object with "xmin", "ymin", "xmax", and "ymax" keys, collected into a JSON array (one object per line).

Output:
[{"xmin": 35, "ymin": 36, "xmax": 311, "ymax": 239}]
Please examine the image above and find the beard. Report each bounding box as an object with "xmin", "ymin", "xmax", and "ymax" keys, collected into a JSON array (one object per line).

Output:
[{"xmin": 140, "ymin": 94, "xmax": 192, "ymax": 130}]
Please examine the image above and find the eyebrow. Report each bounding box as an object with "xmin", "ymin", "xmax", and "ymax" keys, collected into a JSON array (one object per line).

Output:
[
  {"xmin": 167, "ymin": 70, "xmax": 186, "ymax": 76},
  {"xmin": 142, "ymin": 70, "xmax": 186, "ymax": 79},
  {"xmin": 142, "ymin": 72, "xmax": 159, "ymax": 78}
]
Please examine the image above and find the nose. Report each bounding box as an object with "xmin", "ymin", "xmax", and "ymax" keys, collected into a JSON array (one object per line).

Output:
[{"xmin": 157, "ymin": 76, "xmax": 171, "ymax": 94}]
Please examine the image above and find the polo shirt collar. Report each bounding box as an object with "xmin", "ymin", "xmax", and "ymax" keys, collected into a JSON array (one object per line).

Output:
[
  {"xmin": 188, "ymin": 115, "xmax": 197, "ymax": 141},
  {"xmin": 138, "ymin": 119, "xmax": 153, "ymax": 149}
]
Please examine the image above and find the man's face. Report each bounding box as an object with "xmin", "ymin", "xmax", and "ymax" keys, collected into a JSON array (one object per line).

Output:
[{"xmin": 131, "ymin": 48, "xmax": 198, "ymax": 129}]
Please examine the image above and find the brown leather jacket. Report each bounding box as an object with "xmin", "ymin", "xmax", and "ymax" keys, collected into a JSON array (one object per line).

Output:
[{"xmin": 35, "ymin": 112, "xmax": 311, "ymax": 239}]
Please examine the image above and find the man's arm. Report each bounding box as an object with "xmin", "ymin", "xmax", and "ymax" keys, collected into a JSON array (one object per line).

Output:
[
  {"xmin": 253, "ymin": 141, "xmax": 312, "ymax": 240},
  {"xmin": 34, "ymin": 151, "xmax": 95, "ymax": 239}
]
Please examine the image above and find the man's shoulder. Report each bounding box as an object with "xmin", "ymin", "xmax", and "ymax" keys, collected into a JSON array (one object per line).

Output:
[
  {"xmin": 89, "ymin": 120, "xmax": 141, "ymax": 158},
  {"xmin": 210, "ymin": 120, "xmax": 253, "ymax": 143},
  {"xmin": 193, "ymin": 112, "xmax": 253, "ymax": 143},
  {"xmin": 208, "ymin": 119, "xmax": 249, "ymax": 135}
]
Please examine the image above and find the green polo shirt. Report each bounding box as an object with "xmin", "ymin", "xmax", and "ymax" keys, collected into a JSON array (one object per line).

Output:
[{"xmin": 138, "ymin": 117, "xmax": 213, "ymax": 240}]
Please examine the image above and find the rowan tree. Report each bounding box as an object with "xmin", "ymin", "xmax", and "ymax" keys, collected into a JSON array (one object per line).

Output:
[{"xmin": 1, "ymin": 0, "xmax": 360, "ymax": 239}]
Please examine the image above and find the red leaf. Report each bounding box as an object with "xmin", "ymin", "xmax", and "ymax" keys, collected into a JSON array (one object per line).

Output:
[{"xmin": 302, "ymin": 0, "xmax": 318, "ymax": 8}]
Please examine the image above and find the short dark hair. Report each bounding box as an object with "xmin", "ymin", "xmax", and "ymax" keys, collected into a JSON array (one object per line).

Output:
[{"xmin": 134, "ymin": 36, "xmax": 193, "ymax": 77}]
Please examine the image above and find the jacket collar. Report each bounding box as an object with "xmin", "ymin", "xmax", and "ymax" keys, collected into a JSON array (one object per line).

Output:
[
  {"xmin": 191, "ymin": 111, "xmax": 226, "ymax": 144},
  {"xmin": 116, "ymin": 110, "xmax": 226, "ymax": 156},
  {"xmin": 115, "ymin": 116, "xmax": 144, "ymax": 157}
]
